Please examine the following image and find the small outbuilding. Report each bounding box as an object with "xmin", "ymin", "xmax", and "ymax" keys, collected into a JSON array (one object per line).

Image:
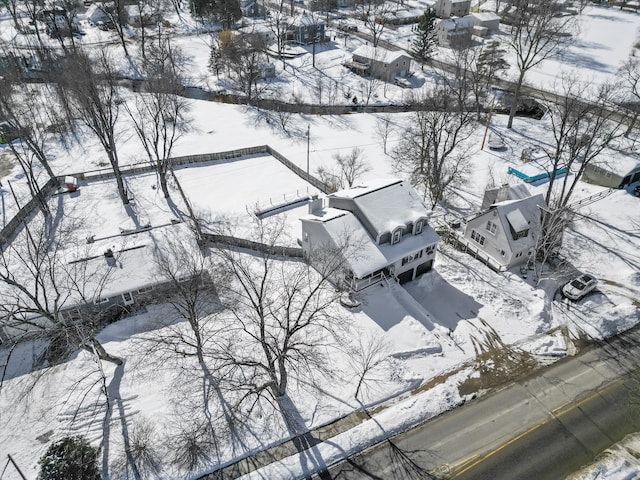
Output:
[
  {"xmin": 471, "ymin": 12, "xmax": 500, "ymax": 32},
  {"xmin": 582, "ymin": 155, "xmax": 640, "ymax": 188}
]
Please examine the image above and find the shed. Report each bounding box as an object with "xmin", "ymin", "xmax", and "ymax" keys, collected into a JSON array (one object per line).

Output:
[
  {"xmin": 582, "ymin": 154, "xmax": 640, "ymax": 188},
  {"xmin": 471, "ymin": 12, "xmax": 500, "ymax": 31}
]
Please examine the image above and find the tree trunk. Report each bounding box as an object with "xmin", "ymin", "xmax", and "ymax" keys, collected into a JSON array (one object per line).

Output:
[{"xmin": 507, "ymin": 69, "xmax": 526, "ymax": 129}]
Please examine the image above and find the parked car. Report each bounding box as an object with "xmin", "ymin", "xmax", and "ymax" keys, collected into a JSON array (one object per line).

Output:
[
  {"xmin": 632, "ymin": 184, "xmax": 640, "ymax": 197},
  {"xmin": 562, "ymin": 273, "xmax": 597, "ymax": 301},
  {"xmin": 394, "ymin": 77, "xmax": 411, "ymax": 88}
]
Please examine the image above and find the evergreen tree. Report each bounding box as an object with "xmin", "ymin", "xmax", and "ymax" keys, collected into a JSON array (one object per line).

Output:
[
  {"xmin": 411, "ymin": 8, "xmax": 436, "ymax": 62},
  {"xmin": 477, "ymin": 40, "xmax": 509, "ymax": 80},
  {"xmin": 38, "ymin": 436, "xmax": 101, "ymax": 480}
]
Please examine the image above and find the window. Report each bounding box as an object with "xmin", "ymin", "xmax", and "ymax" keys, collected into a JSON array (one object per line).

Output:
[
  {"xmin": 137, "ymin": 285, "xmax": 153, "ymax": 294},
  {"xmin": 94, "ymin": 297, "xmax": 109, "ymax": 305},
  {"xmin": 486, "ymin": 220, "xmax": 497, "ymax": 235},
  {"xmin": 425, "ymin": 245, "xmax": 435, "ymax": 255},
  {"xmin": 392, "ymin": 228, "xmax": 402, "ymax": 244},
  {"xmin": 414, "ymin": 220, "xmax": 423, "ymax": 235},
  {"xmin": 471, "ymin": 230, "xmax": 486, "ymax": 246},
  {"xmin": 122, "ymin": 292, "xmax": 135, "ymax": 306}
]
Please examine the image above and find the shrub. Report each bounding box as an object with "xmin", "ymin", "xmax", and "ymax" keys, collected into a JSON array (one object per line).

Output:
[{"xmin": 38, "ymin": 436, "xmax": 100, "ymax": 480}]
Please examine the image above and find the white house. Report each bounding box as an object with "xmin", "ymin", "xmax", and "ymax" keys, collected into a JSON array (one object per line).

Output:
[
  {"xmin": 435, "ymin": 16, "xmax": 474, "ymax": 48},
  {"xmin": 300, "ymin": 179, "xmax": 440, "ymax": 290},
  {"xmin": 433, "ymin": 0, "xmax": 471, "ymax": 18},
  {"xmin": 346, "ymin": 45, "xmax": 411, "ymax": 82},
  {"xmin": 458, "ymin": 194, "xmax": 545, "ymax": 270},
  {"xmin": 124, "ymin": 4, "xmax": 158, "ymax": 25},
  {"xmin": 86, "ymin": 3, "xmax": 112, "ymax": 26},
  {"xmin": 470, "ymin": 12, "xmax": 500, "ymax": 32}
]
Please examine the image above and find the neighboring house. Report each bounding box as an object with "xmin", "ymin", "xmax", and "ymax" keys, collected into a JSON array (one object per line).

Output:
[
  {"xmin": 287, "ymin": 12, "xmax": 325, "ymax": 45},
  {"xmin": 258, "ymin": 62, "xmax": 276, "ymax": 79},
  {"xmin": 239, "ymin": 0, "xmax": 266, "ymax": 17},
  {"xmin": 39, "ymin": 7, "xmax": 79, "ymax": 36},
  {"xmin": 238, "ymin": 24, "xmax": 276, "ymax": 46},
  {"xmin": 300, "ymin": 179, "xmax": 440, "ymax": 291},
  {"xmin": 582, "ymin": 155, "xmax": 640, "ymax": 188},
  {"xmin": 433, "ymin": 0, "xmax": 471, "ymax": 18},
  {"xmin": 435, "ymin": 16, "xmax": 474, "ymax": 48},
  {"xmin": 124, "ymin": 4, "xmax": 158, "ymax": 26},
  {"xmin": 457, "ymin": 194, "xmax": 546, "ymax": 270},
  {"xmin": 470, "ymin": 11, "xmax": 500, "ymax": 36},
  {"xmin": 86, "ymin": 3, "xmax": 112, "ymax": 26},
  {"xmin": 346, "ymin": 45, "xmax": 411, "ymax": 82},
  {"xmin": 0, "ymin": 241, "xmax": 214, "ymax": 343}
]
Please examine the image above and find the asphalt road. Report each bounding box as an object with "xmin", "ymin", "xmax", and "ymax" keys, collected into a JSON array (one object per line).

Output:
[{"xmin": 322, "ymin": 329, "xmax": 640, "ymax": 480}]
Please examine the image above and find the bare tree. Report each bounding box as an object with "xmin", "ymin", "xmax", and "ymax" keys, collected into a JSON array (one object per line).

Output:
[
  {"xmin": 125, "ymin": 34, "xmax": 190, "ymax": 199},
  {"xmin": 54, "ymin": 48, "xmax": 129, "ymax": 205},
  {"xmin": 210, "ymin": 216, "xmax": 346, "ymax": 433},
  {"xmin": 357, "ymin": 0, "xmax": 393, "ymax": 48},
  {"xmin": 469, "ymin": 40, "xmax": 509, "ymax": 120},
  {"xmin": 505, "ymin": 0, "xmax": 577, "ymax": 128},
  {"xmin": 536, "ymin": 76, "xmax": 625, "ymax": 260},
  {"xmin": 392, "ymin": 86, "xmax": 475, "ymax": 208},
  {"xmin": 336, "ymin": 147, "xmax": 370, "ymax": 187},
  {"xmin": 316, "ymin": 147, "xmax": 370, "ymax": 191},
  {"xmin": 0, "ymin": 215, "xmax": 123, "ymax": 374},
  {"xmin": 375, "ymin": 114, "xmax": 394, "ymax": 154},
  {"xmin": 618, "ymin": 56, "xmax": 640, "ymax": 136},
  {"xmin": 346, "ymin": 333, "xmax": 390, "ymax": 401},
  {"xmin": 0, "ymin": 65, "xmax": 61, "ymax": 213},
  {"xmin": 219, "ymin": 29, "xmax": 268, "ymax": 101},
  {"xmin": 267, "ymin": 10, "xmax": 292, "ymax": 63}
]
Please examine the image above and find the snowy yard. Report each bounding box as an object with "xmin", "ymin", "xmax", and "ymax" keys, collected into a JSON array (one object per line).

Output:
[{"xmin": 1, "ymin": 1, "xmax": 640, "ymax": 479}]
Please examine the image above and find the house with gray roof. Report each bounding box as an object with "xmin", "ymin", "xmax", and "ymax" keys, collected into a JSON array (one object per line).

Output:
[
  {"xmin": 300, "ymin": 179, "xmax": 440, "ymax": 290},
  {"xmin": 435, "ymin": 16, "xmax": 474, "ymax": 48},
  {"xmin": 345, "ymin": 45, "xmax": 411, "ymax": 83},
  {"xmin": 457, "ymin": 194, "xmax": 545, "ymax": 270}
]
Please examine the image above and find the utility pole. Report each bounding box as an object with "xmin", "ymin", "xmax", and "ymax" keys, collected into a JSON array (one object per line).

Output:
[{"xmin": 306, "ymin": 124, "xmax": 310, "ymax": 176}]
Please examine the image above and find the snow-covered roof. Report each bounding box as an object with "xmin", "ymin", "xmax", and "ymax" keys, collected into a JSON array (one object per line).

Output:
[
  {"xmin": 590, "ymin": 150, "xmax": 640, "ymax": 176},
  {"xmin": 351, "ymin": 45, "xmax": 409, "ymax": 63},
  {"xmin": 294, "ymin": 12, "xmax": 325, "ymax": 27},
  {"xmin": 471, "ymin": 12, "xmax": 500, "ymax": 22},
  {"xmin": 491, "ymin": 194, "xmax": 545, "ymax": 250},
  {"xmin": 329, "ymin": 179, "xmax": 431, "ymax": 237},
  {"xmin": 124, "ymin": 4, "xmax": 155, "ymax": 16},
  {"xmin": 300, "ymin": 207, "xmax": 439, "ymax": 278},
  {"xmin": 85, "ymin": 3, "xmax": 111, "ymax": 21},
  {"xmin": 438, "ymin": 16, "xmax": 474, "ymax": 31}
]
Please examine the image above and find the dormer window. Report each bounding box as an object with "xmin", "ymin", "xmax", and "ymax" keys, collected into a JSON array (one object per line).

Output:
[
  {"xmin": 413, "ymin": 216, "xmax": 428, "ymax": 235},
  {"xmin": 391, "ymin": 228, "xmax": 402, "ymax": 244}
]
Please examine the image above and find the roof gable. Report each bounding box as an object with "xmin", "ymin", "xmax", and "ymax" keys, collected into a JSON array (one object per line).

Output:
[{"xmin": 329, "ymin": 179, "xmax": 431, "ymax": 237}]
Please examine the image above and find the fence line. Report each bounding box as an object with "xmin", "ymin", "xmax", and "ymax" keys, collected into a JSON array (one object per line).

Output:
[
  {"xmin": 200, "ymin": 233, "xmax": 303, "ymax": 258},
  {"xmin": 0, "ymin": 146, "xmax": 329, "ymax": 246},
  {"xmin": 0, "ymin": 177, "xmax": 58, "ymax": 245}
]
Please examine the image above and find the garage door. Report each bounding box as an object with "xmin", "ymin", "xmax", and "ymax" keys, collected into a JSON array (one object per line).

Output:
[
  {"xmin": 416, "ymin": 260, "xmax": 434, "ymax": 277},
  {"xmin": 397, "ymin": 269, "xmax": 414, "ymax": 285}
]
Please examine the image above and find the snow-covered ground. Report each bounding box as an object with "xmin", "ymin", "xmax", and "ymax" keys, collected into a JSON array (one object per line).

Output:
[{"xmin": 1, "ymin": 2, "xmax": 640, "ymax": 480}]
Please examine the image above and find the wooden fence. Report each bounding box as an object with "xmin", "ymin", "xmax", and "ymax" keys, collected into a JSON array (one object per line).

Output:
[{"xmin": 0, "ymin": 146, "xmax": 329, "ymax": 246}]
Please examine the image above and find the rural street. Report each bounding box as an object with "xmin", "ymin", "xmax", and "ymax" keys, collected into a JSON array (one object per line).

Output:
[{"xmin": 321, "ymin": 327, "xmax": 640, "ymax": 479}]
